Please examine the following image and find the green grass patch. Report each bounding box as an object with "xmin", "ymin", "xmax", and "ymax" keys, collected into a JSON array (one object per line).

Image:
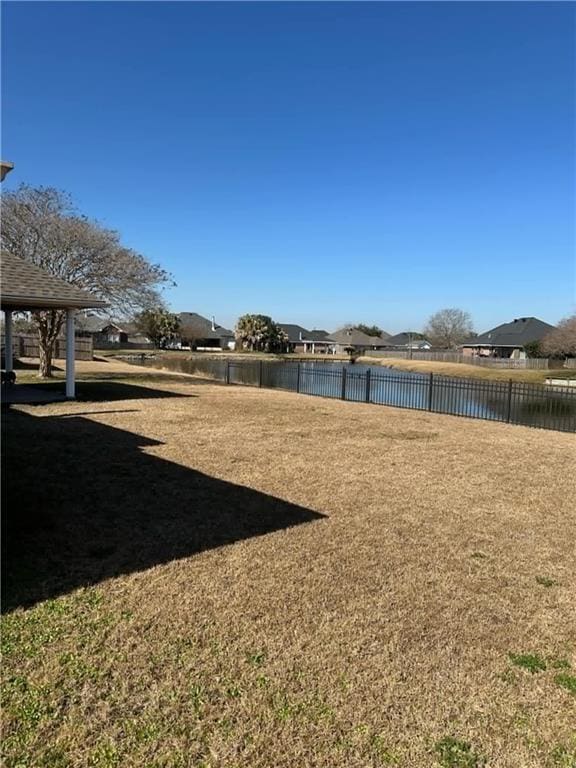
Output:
[
  {"xmin": 508, "ymin": 653, "xmax": 547, "ymax": 673},
  {"xmin": 554, "ymin": 673, "xmax": 576, "ymax": 696},
  {"xmin": 246, "ymin": 649, "xmax": 267, "ymax": 667},
  {"xmin": 535, "ymin": 576, "xmax": 557, "ymax": 587},
  {"xmin": 550, "ymin": 742, "xmax": 576, "ymax": 767},
  {"xmin": 434, "ymin": 736, "xmax": 485, "ymax": 768},
  {"xmin": 370, "ymin": 733, "xmax": 401, "ymax": 764}
]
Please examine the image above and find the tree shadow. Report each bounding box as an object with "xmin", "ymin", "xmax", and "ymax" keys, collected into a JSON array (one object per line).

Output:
[{"xmin": 2, "ymin": 410, "xmax": 325, "ymax": 611}]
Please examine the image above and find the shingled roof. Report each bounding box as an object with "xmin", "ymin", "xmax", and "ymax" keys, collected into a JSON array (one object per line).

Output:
[
  {"xmin": 385, "ymin": 332, "xmax": 430, "ymax": 347},
  {"xmin": 278, "ymin": 324, "xmax": 310, "ymax": 343},
  {"xmin": 305, "ymin": 329, "xmax": 331, "ymax": 341},
  {"xmin": 1, "ymin": 251, "xmax": 107, "ymax": 310},
  {"xmin": 278, "ymin": 324, "xmax": 333, "ymax": 343},
  {"xmin": 75, "ymin": 313, "xmax": 124, "ymax": 333},
  {"xmin": 328, "ymin": 327, "xmax": 389, "ymax": 346},
  {"xmin": 178, "ymin": 312, "xmax": 234, "ymax": 339},
  {"xmin": 463, "ymin": 317, "xmax": 556, "ymax": 347}
]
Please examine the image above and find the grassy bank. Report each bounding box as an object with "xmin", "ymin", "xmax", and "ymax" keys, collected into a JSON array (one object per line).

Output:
[
  {"xmin": 2, "ymin": 361, "xmax": 575, "ymax": 767},
  {"xmin": 360, "ymin": 355, "xmax": 574, "ymax": 383}
]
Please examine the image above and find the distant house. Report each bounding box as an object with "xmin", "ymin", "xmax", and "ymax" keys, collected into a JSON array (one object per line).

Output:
[
  {"xmin": 303, "ymin": 329, "xmax": 334, "ymax": 354},
  {"xmin": 76, "ymin": 314, "xmax": 128, "ymax": 344},
  {"xmin": 328, "ymin": 327, "xmax": 390, "ymax": 354},
  {"xmin": 178, "ymin": 312, "xmax": 235, "ymax": 351},
  {"xmin": 384, "ymin": 332, "xmax": 432, "ymax": 350},
  {"xmin": 462, "ymin": 317, "xmax": 555, "ymax": 359},
  {"xmin": 121, "ymin": 323, "xmax": 153, "ymax": 346},
  {"xmin": 278, "ymin": 324, "xmax": 335, "ymax": 354},
  {"xmin": 278, "ymin": 324, "xmax": 309, "ymax": 352},
  {"xmin": 76, "ymin": 315, "xmax": 151, "ymax": 346}
]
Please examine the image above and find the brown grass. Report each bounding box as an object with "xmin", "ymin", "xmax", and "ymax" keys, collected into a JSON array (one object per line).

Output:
[{"xmin": 2, "ymin": 361, "xmax": 576, "ymax": 767}]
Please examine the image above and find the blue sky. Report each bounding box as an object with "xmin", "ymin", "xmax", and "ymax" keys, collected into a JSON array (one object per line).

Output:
[{"xmin": 2, "ymin": 2, "xmax": 575, "ymax": 334}]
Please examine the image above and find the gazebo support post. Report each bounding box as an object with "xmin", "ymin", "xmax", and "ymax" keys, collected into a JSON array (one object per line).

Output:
[
  {"xmin": 4, "ymin": 310, "xmax": 14, "ymax": 373},
  {"xmin": 65, "ymin": 308, "xmax": 76, "ymax": 399}
]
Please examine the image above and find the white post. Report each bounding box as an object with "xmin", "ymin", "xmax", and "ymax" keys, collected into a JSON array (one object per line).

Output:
[
  {"xmin": 4, "ymin": 310, "xmax": 14, "ymax": 372},
  {"xmin": 65, "ymin": 308, "xmax": 76, "ymax": 398}
]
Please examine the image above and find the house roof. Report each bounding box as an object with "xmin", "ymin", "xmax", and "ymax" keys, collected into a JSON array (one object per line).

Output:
[
  {"xmin": 178, "ymin": 312, "xmax": 234, "ymax": 339},
  {"xmin": 463, "ymin": 317, "xmax": 556, "ymax": 347},
  {"xmin": 278, "ymin": 324, "xmax": 310, "ymax": 343},
  {"xmin": 1, "ymin": 251, "xmax": 107, "ymax": 310},
  {"xmin": 305, "ymin": 329, "xmax": 331, "ymax": 342},
  {"xmin": 120, "ymin": 322, "xmax": 141, "ymax": 335},
  {"xmin": 328, "ymin": 327, "xmax": 389, "ymax": 346},
  {"xmin": 278, "ymin": 324, "xmax": 333, "ymax": 343},
  {"xmin": 76, "ymin": 313, "xmax": 117, "ymax": 333},
  {"xmin": 385, "ymin": 332, "xmax": 429, "ymax": 347}
]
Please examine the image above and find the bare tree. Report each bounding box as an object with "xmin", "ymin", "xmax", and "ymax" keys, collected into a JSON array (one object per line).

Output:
[
  {"xmin": 424, "ymin": 308, "xmax": 474, "ymax": 349},
  {"xmin": 1, "ymin": 185, "xmax": 172, "ymax": 376},
  {"xmin": 540, "ymin": 315, "xmax": 576, "ymax": 359}
]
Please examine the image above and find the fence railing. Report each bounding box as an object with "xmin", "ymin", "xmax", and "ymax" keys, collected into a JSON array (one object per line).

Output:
[
  {"xmin": 1, "ymin": 334, "xmax": 93, "ymax": 361},
  {"xmin": 136, "ymin": 357, "xmax": 576, "ymax": 433},
  {"xmin": 364, "ymin": 350, "xmax": 553, "ymax": 369}
]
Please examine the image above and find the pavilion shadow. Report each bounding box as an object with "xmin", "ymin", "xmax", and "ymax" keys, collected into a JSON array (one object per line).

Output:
[
  {"xmin": 2, "ymin": 410, "xmax": 325, "ymax": 611},
  {"xmin": 3, "ymin": 378, "xmax": 198, "ymax": 404}
]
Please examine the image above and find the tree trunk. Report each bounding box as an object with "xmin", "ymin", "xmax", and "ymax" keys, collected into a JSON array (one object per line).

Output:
[
  {"xmin": 34, "ymin": 309, "xmax": 65, "ymax": 378},
  {"xmin": 38, "ymin": 341, "xmax": 54, "ymax": 378}
]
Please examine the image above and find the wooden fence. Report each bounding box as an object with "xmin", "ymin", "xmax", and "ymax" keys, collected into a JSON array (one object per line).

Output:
[
  {"xmin": 364, "ymin": 350, "xmax": 551, "ymax": 369},
  {"xmin": 4, "ymin": 334, "xmax": 94, "ymax": 361}
]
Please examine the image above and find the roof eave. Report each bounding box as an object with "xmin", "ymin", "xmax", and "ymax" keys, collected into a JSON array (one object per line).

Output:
[{"xmin": 1, "ymin": 296, "xmax": 108, "ymax": 310}]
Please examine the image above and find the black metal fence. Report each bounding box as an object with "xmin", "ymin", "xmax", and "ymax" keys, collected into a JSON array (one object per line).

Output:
[{"xmin": 137, "ymin": 357, "xmax": 576, "ymax": 433}]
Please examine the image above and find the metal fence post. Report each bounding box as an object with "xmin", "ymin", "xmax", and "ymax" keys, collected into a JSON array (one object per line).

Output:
[
  {"xmin": 427, "ymin": 372, "xmax": 434, "ymax": 411},
  {"xmin": 365, "ymin": 368, "xmax": 371, "ymax": 403},
  {"xmin": 506, "ymin": 379, "xmax": 513, "ymax": 422},
  {"xmin": 296, "ymin": 362, "xmax": 301, "ymax": 394},
  {"xmin": 259, "ymin": 360, "xmax": 263, "ymax": 388},
  {"xmin": 226, "ymin": 359, "xmax": 230, "ymax": 385},
  {"xmin": 341, "ymin": 366, "xmax": 347, "ymax": 400}
]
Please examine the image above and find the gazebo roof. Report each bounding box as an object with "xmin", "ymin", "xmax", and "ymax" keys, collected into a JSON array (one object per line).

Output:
[
  {"xmin": 0, "ymin": 161, "xmax": 15, "ymax": 182},
  {"xmin": 1, "ymin": 251, "xmax": 107, "ymax": 311}
]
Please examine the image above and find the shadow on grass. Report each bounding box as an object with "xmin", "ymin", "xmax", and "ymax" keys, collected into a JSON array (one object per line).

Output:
[
  {"xmin": 5, "ymin": 358, "xmax": 42, "ymax": 371},
  {"xmin": 2, "ymin": 409, "xmax": 325, "ymax": 612},
  {"xmin": 3, "ymin": 377, "xmax": 198, "ymax": 403}
]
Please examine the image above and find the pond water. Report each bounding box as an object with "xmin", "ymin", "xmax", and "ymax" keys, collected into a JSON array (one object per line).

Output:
[{"xmin": 135, "ymin": 356, "xmax": 576, "ymax": 432}]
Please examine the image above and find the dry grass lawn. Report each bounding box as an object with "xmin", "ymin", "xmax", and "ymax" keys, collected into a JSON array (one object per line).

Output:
[{"xmin": 2, "ymin": 360, "xmax": 576, "ymax": 768}]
